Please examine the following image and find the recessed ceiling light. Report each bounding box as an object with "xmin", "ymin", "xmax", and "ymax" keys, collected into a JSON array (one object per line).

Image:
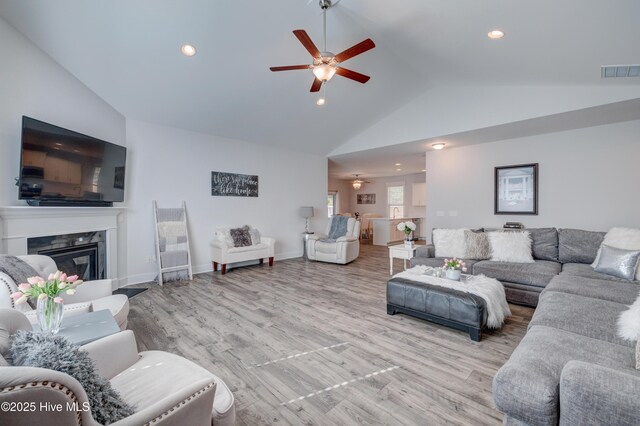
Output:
[
  {"xmin": 181, "ymin": 44, "xmax": 197, "ymax": 56},
  {"xmin": 422, "ymin": 169, "xmax": 426, "ymax": 172},
  {"xmin": 316, "ymin": 97, "xmax": 326, "ymax": 106},
  {"xmin": 55, "ymin": 142, "xmax": 62, "ymax": 146},
  {"xmin": 395, "ymin": 163, "xmax": 401, "ymax": 166},
  {"xmin": 396, "ymin": 168, "xmax": 402, "ymax": 171},
  {"xmin": 432, "ymin": 143, "xmax": 446, "ymax": 150},
  {"xmin": 487, "ymin": 30, "xmax": 504, "ymax": 39}
]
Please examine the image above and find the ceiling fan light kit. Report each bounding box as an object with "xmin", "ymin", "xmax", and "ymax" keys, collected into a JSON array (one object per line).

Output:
[{"xmin": 270, "ymin": 0, "xmax": 375, "ymax": 104}]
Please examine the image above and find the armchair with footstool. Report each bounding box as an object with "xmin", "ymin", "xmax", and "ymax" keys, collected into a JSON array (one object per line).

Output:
[
  {"xmin": 0, "ymin": 308, "xmax": 236, "ymax": 425},
  {"xmin": 0, "ymin": 255, "xmax": 129, "ymax": 330},
  {"xmin": 305, "ymin": 216, "xmax": 361, "ymax": 264}
]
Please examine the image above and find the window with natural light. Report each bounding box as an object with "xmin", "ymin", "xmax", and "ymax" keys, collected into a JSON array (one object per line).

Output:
[
  {"xmin": 388, "ymin": 184, "xmax": 404, "ymax": 218},
  {"xmin": 327, "ymin": 192, "xmax": 337, "ymax": 217}
]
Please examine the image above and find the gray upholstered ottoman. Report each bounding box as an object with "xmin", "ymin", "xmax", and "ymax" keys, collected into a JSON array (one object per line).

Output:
[{"xmin": 387, "ymin": 277, "xmax": 488, "ymax": 341}]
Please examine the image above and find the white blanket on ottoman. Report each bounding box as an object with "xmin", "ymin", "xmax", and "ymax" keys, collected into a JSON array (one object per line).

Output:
[{"xmin": 394, "ymin": 265, "xmax": 512, "ymax": 328}]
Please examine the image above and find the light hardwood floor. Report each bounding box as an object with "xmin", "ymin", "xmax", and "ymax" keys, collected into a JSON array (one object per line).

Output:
[{"xmin": 127, "ymin": 243, "xmax": 534, "ymax": 426}]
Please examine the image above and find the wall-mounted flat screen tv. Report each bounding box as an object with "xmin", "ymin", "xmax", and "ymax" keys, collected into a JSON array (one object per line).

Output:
[{"xmin": 19, "ymin": 116, "xmax": 126, "ymax": 206}]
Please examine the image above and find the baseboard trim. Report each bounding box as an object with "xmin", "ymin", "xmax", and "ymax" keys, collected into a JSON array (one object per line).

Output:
[{"xmin": 122, "ymin": 250, "xmax": 303, "ymax": 287}]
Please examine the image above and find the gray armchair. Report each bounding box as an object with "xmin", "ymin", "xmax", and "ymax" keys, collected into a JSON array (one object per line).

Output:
[{"xmin": 0, "ymin": 309, "xmax": 235, "ymax": 425}]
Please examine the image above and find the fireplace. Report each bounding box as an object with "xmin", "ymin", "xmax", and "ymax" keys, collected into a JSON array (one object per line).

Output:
[{"xmin": 27, "ymin": 231, "xmax": 106, "ymax": 281}]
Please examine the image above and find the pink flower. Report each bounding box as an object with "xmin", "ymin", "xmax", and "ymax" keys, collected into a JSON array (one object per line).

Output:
[
  {"xmin": 18, "ymin": 283, "xmax": 31, "ymax": 291},
  {"xmin": 10, "ymin": 291, "xmax": 24, "ymax": 300},
  {"xmin": 48, "ymin": 273, "xmax": 55, "ymax": 280},
  {"xmin": 37, "ymin": 293, "xmax": 47, "ymax": 301},
  {"xmin": 66, "ymin": 275, "xmax": 79, "ymax": 283},
  {"xmin": 53, "ymin": 297, "xmax": 64, "ymax": 304},
  {"xmin": 37, "ymin": 281, "xmax": 46, "ymax": 288},
  {"xmin": 27, "ymin": 276, "xmax": 44, "ymax": 285},
  {"xmin": 462, "ymin": 267, "xmax": 468, "ymax": 272},
  {"xmin": 16, "ymin": 295, "xmax": 28, "ymax": 305},
  {"xmin": 59, "ymin": 273, "xmax": 68, "ymax": 282},
  {"xmin": 65, "ymin": 289, "xmax": 76, "ymax": 296}
]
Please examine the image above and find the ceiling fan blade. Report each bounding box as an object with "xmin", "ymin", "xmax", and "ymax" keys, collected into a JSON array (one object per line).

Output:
[
  {"xmin": 335, "ymin": 67, "xmax": 370, "ymax": 84},
  {"xmin": 310, "ymin": 77, "xmax": 323, "ymax": 92},
  {"xmin": 293, "ymin": 29, "xmax": 322, "ymax": 59},
  {"xmin": 270, "ymin": 65, "xmax": 312, "ymax": 72},
  {"xmin": 334, "ymin": 38, "xmax": 375, "ymax": 63}
]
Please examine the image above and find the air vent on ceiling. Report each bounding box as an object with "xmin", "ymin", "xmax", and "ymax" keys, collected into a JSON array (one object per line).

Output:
[{"xmin": 601, "ymin": 64, "xmax": 640, "ymax": 78}]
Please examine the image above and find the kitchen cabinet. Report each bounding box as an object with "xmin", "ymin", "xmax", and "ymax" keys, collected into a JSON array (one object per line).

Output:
[
  {"xmin": 372, "ymin": 217, "xmax": 423, "ymax": 246},
  {"xmin": 412, "ymin": 182, "xmax": 426, "ymax": 206}
]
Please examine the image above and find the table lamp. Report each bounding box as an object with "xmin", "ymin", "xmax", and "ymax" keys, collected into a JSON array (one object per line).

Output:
[{"xmin": 299, "ymin": 206, "xmax": 314, "ymax": 234}]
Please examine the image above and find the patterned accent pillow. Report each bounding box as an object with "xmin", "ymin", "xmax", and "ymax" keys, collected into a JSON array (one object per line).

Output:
[
  {"xmin": 594, "ymin": 245, "xmax": 640, "ymax": 281},
  {"xmin": 464, "ymin": 231, "xmax": 491, "ymax": 260},
  {"xmin": 230, "ymin": 226, "xmax": 252, "ymax": 247}
]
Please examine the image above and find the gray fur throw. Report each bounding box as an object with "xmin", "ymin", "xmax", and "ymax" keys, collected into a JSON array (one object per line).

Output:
[{"xmin": 10, "ymin": 331, "xmax": 135, "ymax": 424}]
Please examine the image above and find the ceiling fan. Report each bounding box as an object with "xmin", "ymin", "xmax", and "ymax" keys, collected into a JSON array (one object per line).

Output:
[
  {"xmin": 352, "ymin": 174, "xmax": 371, "ymax": 190},
  {"xmin": 270, "ymin": 0, "xmax": 375, "ymax": 98}
]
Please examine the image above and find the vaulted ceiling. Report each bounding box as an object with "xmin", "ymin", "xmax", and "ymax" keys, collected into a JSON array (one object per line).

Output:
[{"xmin": 1, "ymin": 0, "xmax": 639, "ymax": 157}]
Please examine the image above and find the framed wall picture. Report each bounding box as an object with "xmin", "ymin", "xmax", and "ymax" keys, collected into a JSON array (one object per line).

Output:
[
  {"xmin": 494, "ymin": 163, "xmax": 538, "ymax": 215},
  {"xmin": 357, "ymin": 193, "xmax": 376, "ymax": 204},
  {"xmin": 211, "ymin": 171, "xmax": 259, "ymax": 197}
]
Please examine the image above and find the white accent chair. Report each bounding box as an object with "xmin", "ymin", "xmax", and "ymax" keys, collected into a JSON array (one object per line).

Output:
[
  {"xmin": 0, "ymin": 308, "xmax": 236, "ymax": 426},
  {"xmin": 0, "ymin": 255, "xmax": 129, "ymax": 330},
  {"xmin": 210, "ymin": 234, "xmax": 275, "ymax": 275},
  {"xmin": 306, "ymin": 217, "xmax": 361, "ymax": 264}
]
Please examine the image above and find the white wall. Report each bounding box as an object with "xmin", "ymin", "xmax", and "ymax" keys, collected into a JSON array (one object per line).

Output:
[
  {"xmin": 125, "ymin": 119, "xmax": 327, "ymax": 284},
  {"xmin": 346, "ymin": 173, "xmax": 426, "ymax": 218},
  {"xmin": 0, "ymin": 16, "xmax": 126, "ymax": 206},
  {"xmin": 0, "ymin": 16, "xmax": 128, "ymax": 283},
  {"xmin": 425, "ymin": 120, "xmax": 640, "ymax": 236}
]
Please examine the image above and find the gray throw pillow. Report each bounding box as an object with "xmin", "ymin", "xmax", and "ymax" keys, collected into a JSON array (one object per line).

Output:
[
  {"xmin": 230, "ymin": 225, "xmax": 252, "ymax": 247},
  {"xmin": 10, "ymin": 331, "xmax": 135, "ymax": 424},
  {"xmin": 248, "ymin": 227, "xmax": 261, "ymax": 245},
  {"xmin": 594, "ymin": 245, "xmax": 640, "ymax": 281},
  {"xmin": 464, "ymin": 230, "xmax": 491, "ymax": 260}
]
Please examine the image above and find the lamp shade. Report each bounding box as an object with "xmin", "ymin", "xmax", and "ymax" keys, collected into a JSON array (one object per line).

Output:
[{"xmin": 299, "ymin": 206, "xmax": 314, "ymax": 219}]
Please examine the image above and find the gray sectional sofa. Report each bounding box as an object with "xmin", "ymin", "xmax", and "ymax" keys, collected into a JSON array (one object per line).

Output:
[
  {"xmin": 410, "ymin": 228, "xmax": 615, "ymax": 307},
  {"xmin": 411, "ymin": 228, "xmax": 640, "ymax": 424}
]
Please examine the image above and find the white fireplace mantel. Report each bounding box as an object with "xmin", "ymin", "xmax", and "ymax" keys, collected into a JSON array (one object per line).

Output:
[{"xmin": 0, "ymin": 206, "xmax": 126, "ymax": 284}]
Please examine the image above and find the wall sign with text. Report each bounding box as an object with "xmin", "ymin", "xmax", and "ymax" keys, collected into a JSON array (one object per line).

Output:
[{"xmin": 211, "ymin": 171, "xmax": 259, "ymax": 197}]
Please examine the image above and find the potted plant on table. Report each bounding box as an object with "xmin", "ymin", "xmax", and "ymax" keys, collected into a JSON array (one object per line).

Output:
[
  {"xmin": 10, "ymin": 271, "xmax": 84, "ymax": 334},
  {"xmin": 443, "ymin": 258, "xmax": 467, "ymax": 281},
  {"xmin": 397, "ymin": 221, "xmax": 417, "ymax": 248}
]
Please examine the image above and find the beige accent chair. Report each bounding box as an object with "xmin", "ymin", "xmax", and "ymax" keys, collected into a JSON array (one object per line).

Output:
[
  {"xmin": 0, "ymin": 255, "xmax": 129, "ymax": 330},
  {"xmin": 0, "ymin": 309, "xmax": 236, "ymax": 425},
  {"xmin": 306, "ymin": 217, "xmax": 361, "ymax": 264}
]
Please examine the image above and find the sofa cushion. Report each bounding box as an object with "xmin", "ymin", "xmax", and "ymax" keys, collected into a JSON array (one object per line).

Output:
[
  {"xmin": 415, "ymin": 244, "xmax": 435, "ymax": 258},
  {"xmin": 530, "ymin": 291, "xmax": 632, "ymax": 347},
  {"xmin": 561, "ymin": 262, "xmax": 639, "ymax": 283},
  {"xmin": 464, "ymin": 230, "xmax": 491, "ymax": 260},
  {"xmin": 493, "ymin": 325, "xmax": 634, "ymax": 426},
  {"xmin": 433, "ymin": 228, "xmax": 468, "ymax": 258},
  {"xmin": 227, "ymin": 242, "xmax": 270, "ymax": 254},
  {"xmin": 528, "ymin": 228, "xmax": 559, "ymax": 261},
  {"xmin": 314, "ymin": 241, "xmax": 338, "ymax": 254},
  {"xmin": 544, "ymin": 274, "xmax": 640, "ymax": 305},
  {"xmin": 487, "ymin": 231, "xmax": 534, "ymax": 263},
  {"xmin": 558, "ymin": 228, "xmax": 605, "ymax": 264},
  {"xmin": 472, "ymin": 260, "xmax": 561, "ymax": 288},
  {"xmin": 410, "ymin": 257, "xmax": 479, "ymax": 271},
  {"xmin": 111, "ymin": 350, "xmax": 235, "ymax": 425}
]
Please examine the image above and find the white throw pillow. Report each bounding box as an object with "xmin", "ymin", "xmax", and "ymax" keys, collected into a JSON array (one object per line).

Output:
[
  {"xmin": 592, "ymin": 227, "xmax": 640, "ymax": 281},
  {"xmin": 433, "ymin": 228, "xmax": 469, "ymax": 258},
  {"xmin": 214, "ymin": 228, "xmax": 234, "ymax": 247},
  {"xmin": 618, "ymin": 295, "xmax": 640, "ymax": 342},
  {"xmin": 487, "ymin": 231, "xmax": 535, "ymax": 263}
]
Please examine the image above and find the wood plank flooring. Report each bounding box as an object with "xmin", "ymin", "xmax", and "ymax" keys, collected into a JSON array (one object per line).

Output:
[{"xmin": 127, "ymin": 243, "xmax": 534, "ymax": 426}]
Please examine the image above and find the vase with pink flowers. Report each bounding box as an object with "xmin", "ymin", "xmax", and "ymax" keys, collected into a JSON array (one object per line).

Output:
[
  {"xmin": 10, "ymin": 271, "xmax": 84, "ymax": 333},
  {"xmin": 443, "ymin": 258, "xmax": 467, "ymax": 281}
]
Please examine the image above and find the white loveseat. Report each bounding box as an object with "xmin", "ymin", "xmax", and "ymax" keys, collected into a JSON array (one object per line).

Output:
[
  {"xmin": 306, "ymin": 217, "xmax": 361, "ymax": 264},
  {"xmin": 0, "ymin": 255, "xmax": 129, "ymax": 330},
  {"xmin": 210, "ymin": 230, "xmax": 275, "ymax": 275}
]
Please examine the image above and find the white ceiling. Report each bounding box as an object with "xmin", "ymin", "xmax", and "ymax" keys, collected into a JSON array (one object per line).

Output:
[
  {"xmin": 329, "ymin": 99, "xmax": 640, "ymax": 179},
  {"xmin": 1, "ymin": 0, "xmax": 639, "ymax": 156}
]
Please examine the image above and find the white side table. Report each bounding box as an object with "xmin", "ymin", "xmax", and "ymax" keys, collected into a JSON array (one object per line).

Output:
[{"xmin": 388, "ymin": 244, "xmax": 417, "ymax": 275}]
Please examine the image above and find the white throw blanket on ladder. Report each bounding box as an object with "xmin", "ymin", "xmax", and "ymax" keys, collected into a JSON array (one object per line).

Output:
[{"xmin": 394, "ymin": 265, "xmax": 512, "ymax": 328}]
